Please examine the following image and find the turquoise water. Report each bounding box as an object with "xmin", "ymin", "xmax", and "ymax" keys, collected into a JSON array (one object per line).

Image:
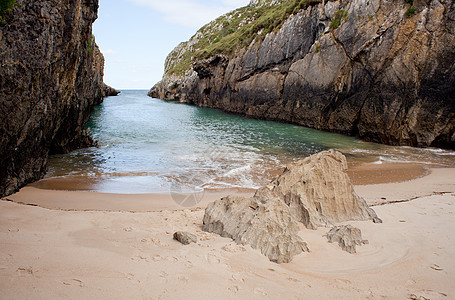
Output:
[{"xmin": 44, "ymin": 90, "xmax": 455, "ymax": 193}]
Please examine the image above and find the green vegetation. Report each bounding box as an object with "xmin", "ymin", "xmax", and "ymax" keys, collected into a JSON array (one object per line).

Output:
[
  {"xmin": 166, "ymin": 0, "xmax": 323, "ymax": 76},
  {"xmin": 404, "ymin": 0, "xmax": 415, "ymax": 17},
  {"xmin": 315, "ymin": 43, "xmax": 320, "ymax": 53},
  {"xmin": 406, "ymin": 6, "xmax": 415, "ymax": 17},
  {"xmin": 0, "ymin": 0, "xmax": 19, "ymax": 22},
  {"xmin": 329, "ymin": 9, "xmax": 347, "ymax": 30},
  {"xmin": 87, "ymin": 35, "xmax": 95, "ymax": 53}
]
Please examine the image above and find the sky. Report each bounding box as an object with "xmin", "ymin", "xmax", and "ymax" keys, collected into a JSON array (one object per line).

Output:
[{"xmin": 93, "ymin": 0, "xmax": 250, "ymax": 90}]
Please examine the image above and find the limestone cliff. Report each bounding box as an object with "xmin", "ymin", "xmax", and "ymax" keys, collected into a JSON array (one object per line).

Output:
[
  {"xmin": 0, "ymin": 0, "xmax": 112, "ymax": 196},
  {"xmin": 150, "ymin": 0, "xmax": 455, "ymax": 149}
]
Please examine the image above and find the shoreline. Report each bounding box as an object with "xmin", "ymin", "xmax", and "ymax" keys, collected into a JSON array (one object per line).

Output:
[
  {"xmin": 4, "ymin": 161, "xmax": 450, "ymax": 212},
  {"xmin": 1, "ymin": 164, "xmax": 454, "ymax": 299}
]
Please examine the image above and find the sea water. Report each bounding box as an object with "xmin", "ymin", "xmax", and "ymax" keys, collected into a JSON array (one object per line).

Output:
[{"xmin": 43, "ymin": 90, "xmax": 455, "ymax": 193}]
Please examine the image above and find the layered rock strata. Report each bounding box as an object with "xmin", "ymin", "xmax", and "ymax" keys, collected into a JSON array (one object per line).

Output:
[
  {"xmin": 327, "ymin": 225, "xmax": 368, "ymax": 253},
  {"xmin": 0, "ymin": 0, "xmax": 111, "ymax": 196},
  {"xmin": 203, "ymin": 150, "xmax": 378, "ymax": 263},
  {"xmin": 203, "ymin": 195, "xmax": 310, "ymax": 263},
  {"xmin": 150, "ymin": 0, "xmax": 455, "ymax": 149}
]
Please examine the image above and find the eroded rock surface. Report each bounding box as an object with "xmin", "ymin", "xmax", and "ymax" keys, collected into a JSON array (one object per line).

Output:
[
  {"xmin": 255, "ymin": 149, "xmax": 378, "ymax": 229},
  {"xmin": 203, "ymin": 150, "xmax": 378, "ymax": 263},
  {"xmin": 173, "ymin": 231, "xmax": 197, "ymax": 245},
  {"xmin": 203, "ymin": 195, "xmax": 309, "ymax": 263},
  {"xmin": 327, "ymin": 225, "xmax": 368, "ymax": 253}
]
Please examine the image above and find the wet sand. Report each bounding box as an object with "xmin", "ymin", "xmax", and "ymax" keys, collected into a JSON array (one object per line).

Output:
[{"xmin": 1, "ymin": 166, "xmax": 454, "ymax": 299}]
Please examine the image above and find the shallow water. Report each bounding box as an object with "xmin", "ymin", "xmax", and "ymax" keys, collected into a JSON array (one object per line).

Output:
[{"xmin": 43, "ymin": 90, "xmax": 455, "ymax": 193}]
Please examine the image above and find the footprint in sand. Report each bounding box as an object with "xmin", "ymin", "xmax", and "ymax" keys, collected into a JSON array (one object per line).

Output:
[
  {"xmin": 16, "ymin": 267, "xmax": 33, "ymax": 276},
  {"xmin": 335, "ymin": 279, "xmax": 352, "ymax": 285},
  {"xmin": 123, "ymin": 227, "xmax": 133, "ymax": 232},
  {"xmin": 254, "ymin": 287, "xmax": 267, "ymax": 296},
  {"xmin": 231, "ymin": 273, "xmax": 245, "ymax": 283},
  {"xmin": 131, "ymin": 255, "xmax": 149, "ymax": 262},
  {"xmin": 430, "ymin": 264, "xmax": 444, "ymax": 271},
  {"xmin": 63, "ymin": 279, "xmax": 84, "ymax": 287},
  {"xmin": 229, "ymin": 285, "xmax": 240, "ymax": 293},
  {"xmin": 152, "ymin": 255, "xmax": 162, "ymax": 262},
  {"xmin": 206, "ymin": 253, "xmax": 221, "ymax": 264},
  {"xmin": 222, "ymin": 244, "xmax": 247, "ymax": 253},
  {"xmin": 185, "ymin": 260, "xmax": 194, "ymax": 268},
  {"xmin": 287, "ymin": 277, "xmax": 301, "ymax": 283}
]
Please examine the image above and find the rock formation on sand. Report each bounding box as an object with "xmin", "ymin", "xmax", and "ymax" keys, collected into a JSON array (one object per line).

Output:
[
  {"xmin": 173, "ymin": 231, "xmax": 198, "ymax": 245},
  {"xmin": 0, "ymin": 0, "xmax": 115, "ymax": 197},
  {"xmin": 255, "ymin": 149, "xmax": 379, "ymax": 229},
  {"xmin": 327, "ymin": 225, "xmax": 368, "ymax": 253},
  {"xmin": 203, "ymin": 150, "xmax": 378, "ymax": 263},
  {"xmin": 150, "ymin": 0, "xmax": 455, "ymax": 149},
  {"xmin": 203, "ymin": 195, "xmax": 310, "ymax": 263}
]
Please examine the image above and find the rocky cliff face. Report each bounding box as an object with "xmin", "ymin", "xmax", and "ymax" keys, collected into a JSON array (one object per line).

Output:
[
  {"xmin": 150, "ymin": 0, "xmax": 455, "ymax": 149},
  {"xmin": 0, "ymin": 0, "xmax": 110, "ymax": 196}
]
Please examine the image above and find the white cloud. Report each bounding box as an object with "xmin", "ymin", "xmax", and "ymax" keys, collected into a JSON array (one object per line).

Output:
[{"xmin": 128, "ymin": 0, "xmax": 250, "ymax": 29}]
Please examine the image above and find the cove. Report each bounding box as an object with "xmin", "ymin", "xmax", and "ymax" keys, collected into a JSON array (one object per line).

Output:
[{"xmin": 34, "ymin": 90, "xmax": 455, "ymax": 194}]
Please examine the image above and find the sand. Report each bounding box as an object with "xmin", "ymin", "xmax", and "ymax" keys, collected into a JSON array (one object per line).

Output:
[{"xmin": 1, "ymin": 167, "xmax": 454, "ymax": 299}]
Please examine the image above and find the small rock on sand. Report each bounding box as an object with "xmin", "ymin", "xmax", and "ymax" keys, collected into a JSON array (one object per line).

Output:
[
  {"xmin": 173, "ymin": 231, "xmax": 197, "ymax": 245},
  {"xmin": 327, "ymin": 225, "xmax": 368, "ymax": 254}
]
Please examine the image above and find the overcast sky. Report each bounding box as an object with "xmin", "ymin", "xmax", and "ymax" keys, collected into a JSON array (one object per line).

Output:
[{"xmin": 93, "ymin": 0, "xmax": 250, "ymax": 90}]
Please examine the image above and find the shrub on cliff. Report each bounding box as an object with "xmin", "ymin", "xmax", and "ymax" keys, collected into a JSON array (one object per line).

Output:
[
  {"xmin": 0, "ymin": 0, "xmax": 18, "ymax": 22},
  {"xmin": 166, "ymin": 0, "xmax": 322, "ymax": 76}
]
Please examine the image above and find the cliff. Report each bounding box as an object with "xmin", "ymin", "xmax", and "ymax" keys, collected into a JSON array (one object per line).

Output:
[
  {"xmin": 0, "ymin": 0, "xmax": 112, "ymax": 196},
  {"xmin": 150, "ymin": 0, "xmax": 455, "ymax": 149}
]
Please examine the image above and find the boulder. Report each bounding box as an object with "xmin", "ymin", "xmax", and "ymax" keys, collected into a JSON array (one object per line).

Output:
[
  {"xmin": 255, "ymin": 149, "xmax": 379, "ymax": 229},
  {"xmin": 327, "ymin": 225, "xmax": 368, "ymax": 254},
  {"xmin": 203, "ymin": 195, "xmax": 309, "ymax": 263},
  {"xmin": 203, "ymin": 150, "xmax": 379, "ymax": 263},
  {"xmin": 173, "ymin": 231, "xmax": 197, "ymax": 245}
]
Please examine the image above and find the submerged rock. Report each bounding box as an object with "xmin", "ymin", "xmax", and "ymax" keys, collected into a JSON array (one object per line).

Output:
[
  {"xmin": 173, "ymin": 231, "xmax": 197, "ymax": 245},
  {"xmin": 203, "ymin": 150, "xmax": 378, "ymax": 263},
  {"xmin": 327, "ymin": 225, "xmax": 368, "ymax": 254}
]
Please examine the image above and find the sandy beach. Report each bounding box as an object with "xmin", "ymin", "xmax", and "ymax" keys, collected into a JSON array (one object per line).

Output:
[{"xmin": 1, "ymin": 166, "xmax": 454, "ymax": 299}]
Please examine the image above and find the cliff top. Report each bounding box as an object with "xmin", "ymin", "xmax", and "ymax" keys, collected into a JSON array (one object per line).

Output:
[{"xmin": 165, "ymin": 0, "xmax": 321, "ymax": 77}]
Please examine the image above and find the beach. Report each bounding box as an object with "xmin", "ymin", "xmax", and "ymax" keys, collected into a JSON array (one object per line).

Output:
[{"xmin": 0, "ymin": 165, "xmax": 454, "ymax": 299}]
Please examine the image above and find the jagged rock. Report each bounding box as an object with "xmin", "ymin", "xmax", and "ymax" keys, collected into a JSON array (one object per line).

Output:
[
  {"xmin": 203, "ymin": 196, "xmax": 309, "ymax": 263},
  {"xmin": 102, "ymin": 83, "xmax": 121, "ymax": 97},
  {"xmin": 151, "ymin": 0, "xmax": 455, "ymax": 149},
  {"xmin": 0, "ymin": 1, "xmax": 115, "ymax": 197},
  {"xmin": 373, "ymin": 217, "xmax": 383, "ymax": 224},
  {"xmin": 255, "ymin": 149, "xmax": 378, "ymax": 229},
  {"xmin": 203, "ymin": 150, "xmax": 378, "ymax": 263},
  {"xmin": 173, "ymin": 231, "xmax": 197, "ymax": 245},
  {"xmin": 327, "ymin": 225, "xmax": 368, "ymax": 254}
]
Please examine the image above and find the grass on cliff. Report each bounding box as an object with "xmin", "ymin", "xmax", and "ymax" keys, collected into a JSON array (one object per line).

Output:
[
  {"xmin": 0, "ymin": 0, "xmax": 19, "ymax": 22},
  {"xmin": 329, "ymin": 9, "xmax": 347, "ymax": 30},
  {"xmin": 167, "ymin": 0, "xmax": 322, "ymax": 76}
]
